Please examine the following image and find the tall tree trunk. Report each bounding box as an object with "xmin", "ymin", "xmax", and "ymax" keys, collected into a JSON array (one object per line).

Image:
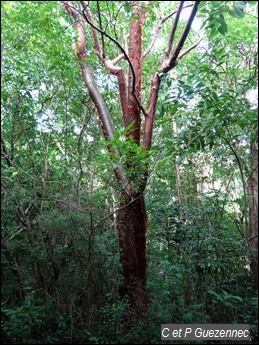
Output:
[
  {"xmin": 64, "ymin": 0, "xmax": 201, "ymax": 318},
  {"xmin": 118, "ymin": 193, "xmax": 148, "ymax": 315}
]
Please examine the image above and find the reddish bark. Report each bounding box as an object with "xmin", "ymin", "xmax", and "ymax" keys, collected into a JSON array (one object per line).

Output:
[
  {"xmin": 126, "ymin": 4, "xmax": 146, "ymax": 144},
  {"xmin": 118, "ymin": 194, "xmax": 148, "ymax": 313},
  {"xmin": 143, "ymin": 73, "xmax": 161, "ymax": 151},
  {"xmin": 64, "ymin": 1, "xmax": 201, "ymax": 317}
]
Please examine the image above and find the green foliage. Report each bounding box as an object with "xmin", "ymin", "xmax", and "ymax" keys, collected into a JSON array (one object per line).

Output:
[
  {"xmin": 147, "ymin": 197, "xmax": 257, "ymax": 342},
  {"xmin": 1, "ymin": 1, "xmax": 258, "ymax": 344}
]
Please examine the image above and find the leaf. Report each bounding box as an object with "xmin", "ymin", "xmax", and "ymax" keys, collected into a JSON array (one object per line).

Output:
[
  {"xmin": 156, "ymin": 157, "xmax": 169, "ymax": 170},
  {"xmin": 218, "ymin": 15, "xmax": 228, "ymax": 35},
  {"xmin": 208, "ymin": 289, "xmax": 222, "ymax": 300},
  {"xmin": 124, "ymin": 4, "xmax": 132, "ymax": 13},
  {"xmin": 112, "ymin": 163, "xmax": 117, "ymax": 170},
  {"xmin": 200, "ymin": 18, "xmax": 209, "ymax": 31},
  {"xmin": 233, "ymin": 3, "xmax": 245, "ymax": 18},
  {"xmin": 121, "ymin": 121, "xmax": 135, "ymax": 136},
  {"xmin": 230, "ymin": 295, "xmax": 243, "ymax": 302},
  {"xmin": 131, "ymin": 13, "xmax": 139, "ymax": 21},
  {"xmin": 175, "ymin": 156, "xmax": 183, "ymax": 165}
]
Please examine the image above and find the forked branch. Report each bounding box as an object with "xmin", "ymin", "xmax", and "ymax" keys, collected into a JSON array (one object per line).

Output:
[{"xmin": 161, "ymin": 1, "xmax": 201, "ymax": 72}]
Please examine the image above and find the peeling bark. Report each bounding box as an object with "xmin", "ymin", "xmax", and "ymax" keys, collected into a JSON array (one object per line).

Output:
[
  {"xmin": 64, "ymin": 0, "xmax": 201, "ymax": 318},
  {"xmin": 118, "ymin": 193, "xmax": 148, "ymax": 314},
  {"xmin": 126, "ymin": 4, "xmax": 147, "ymax": 144},
  {"xmin": 143, "ymin": 73, "xmax": 161, "ymax": 151},
  {"xmin": 160, "ymin": 1, "xmax": 200, "ymax": 72}
]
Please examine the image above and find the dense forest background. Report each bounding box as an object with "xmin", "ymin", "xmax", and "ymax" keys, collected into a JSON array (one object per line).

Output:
[{"xmin": 1, "ymin": 1, "xmax": 258, "ymax": 344}]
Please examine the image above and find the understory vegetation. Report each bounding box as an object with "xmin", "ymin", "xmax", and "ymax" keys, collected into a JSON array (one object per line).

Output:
[{"xmin": 1, "ymin": 1, "xmax": 258, "ymax": 344}]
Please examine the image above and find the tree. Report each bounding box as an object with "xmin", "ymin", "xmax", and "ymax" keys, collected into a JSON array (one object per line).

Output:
[
  {"xmin": 1, "ymin": 1, "xmax": 258, "ymax": 343},
  {"xmin": 63, "ymin": 0, "xmax": 201, "ymax": 316}
]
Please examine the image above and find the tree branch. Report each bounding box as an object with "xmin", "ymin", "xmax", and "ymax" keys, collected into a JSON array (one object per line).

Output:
[
  {"xmin": 143, "ymin": 4, "xmax": 193, "ymax": 58},
  {"xmin": 111, "ymin": 53, "xmax": 125, "ymax": 65},
  {"xmin": 91, "ymin": 190, "xmax": 148, "ymax": 231},
  {"xmin": 163, "ymin": 1, "xmax": 185, "ymax": 63},
  {"xmin": 80, "ymin": 1, "xmax": 149, "ymax": 136},
  {"xmin": 64, "ymin": 1, "xmax": 132, "ymax": 193},
  {"xmin": 80, "ymin": 1, "xmax": 129, "ymax": 121},
  {"xmin": 1, "ymin": 134, "xmax": 14, "ymax": 167},
  {"xmin": 126, "ymin": 3, "xmax": 147, "ymax": 143},
  {"xmin": 161, "ymin": 1, "xmax": 201, "ymax": 72},
  {"xmin": 96, "ymin": 0, "xmax": 105, "ymax": 58},
  {"xmin": 143, "ymin": 73, "xmax": 161, "ymax": 151},
  {"xmin": 178, "ymin": 35, "xmax": 203, "ymax": 60},
  {"xmin": 80, "ymin": 2, "xmax": 135, "ymax": 88}
]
